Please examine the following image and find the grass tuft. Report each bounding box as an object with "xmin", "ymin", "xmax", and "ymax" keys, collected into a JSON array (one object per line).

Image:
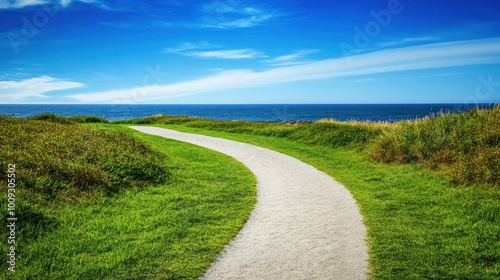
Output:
[
  {"xmin": 28, "ymin": 113, "xmax": 75, "ymax": 125},
  {"xmin": 26, "ymin": 113, "xmax": 109, "ymax": 124},
  {"xmin": 68, "ymin": 115, "xmax": 109, "ymax": 123},
  {"xmin": 371, "ymin": 105, "xmax": 500, "ymax": 185}
]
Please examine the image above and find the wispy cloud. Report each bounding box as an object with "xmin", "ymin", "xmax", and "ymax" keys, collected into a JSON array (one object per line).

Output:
[
  {"xmin": 379, "ymin": 36, "xmax": 439, "ymax": 47},
  {"xmin": 350, "ymin": 78, "xmax": 375, "ymax": 83},
  {"xmin": 384, "ymin": 71, "xmax": 476, "ymax": 82},
  {"xmin": 164, "ymin": 42, "xmax": 264, "ymax": 59},
  {"xmin": 0, "ymin": 76, "xmax": 84, "ymax": 100},
  {"xmin": 0, "ymin": 0, "xmax": 47, "ymax": 9},
  {"xmin": 0, "ymin": 0, "xmax": 104, "ymax": 9},
  {"xmin": 70, "ymin": 37, "xmax": 500, "ymax": 103},
  {"xmin": 163, "ymin": 41, "xmax": 215, "ymax": 53},
  {"xmin": 205, "ymin": 14, "xmax": 274, "ymax": 29},
  {"xmin": 265, "ymin": 49, "xmax": 320, "ymax": 66},
  {"xmin": 200, "ymin": 4, "xmax": 278, "ymax": 29},
  {"xmin": 185, "ymin": 49, "xmax": 266, "ymax": 59}
]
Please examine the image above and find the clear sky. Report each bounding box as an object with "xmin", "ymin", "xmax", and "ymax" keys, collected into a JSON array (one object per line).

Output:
[{"xmin": 1, "ymin": 0, "xmax": 500, "ymax": 104}]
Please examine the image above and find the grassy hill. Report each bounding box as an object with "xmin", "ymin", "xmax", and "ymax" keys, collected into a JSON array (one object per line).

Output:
[{"xmin": 0, "ymin": 116, "xmax": 255, "ymax": 279}]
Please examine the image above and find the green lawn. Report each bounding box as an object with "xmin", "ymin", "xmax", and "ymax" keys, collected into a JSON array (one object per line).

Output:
[
  {"xmin": 3, "ymin": 110, "xmax": 499, "ymax": 279},
  {"xmin": 1, "ymin": 122, "xmax": 256, "ymax": 279},
  {"xmin": 149, "ymin": 123, "xmax": 500, "ymax": 280}
]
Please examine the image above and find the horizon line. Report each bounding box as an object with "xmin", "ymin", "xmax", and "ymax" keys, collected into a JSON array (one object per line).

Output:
[{"xmin": 0, "ymin": 102, "xmax": 499, "ymax": 105}]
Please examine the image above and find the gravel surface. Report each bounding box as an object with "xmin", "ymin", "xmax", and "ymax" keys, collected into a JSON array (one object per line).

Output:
[{"xmin": 130, "ymin": 126, "xmax": 369, "ymax": 280}]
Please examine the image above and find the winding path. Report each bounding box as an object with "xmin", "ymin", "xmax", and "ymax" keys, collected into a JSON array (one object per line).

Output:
[{"xmin": 130, "ymin": 126, "xmax": 369, "ymax": 280}]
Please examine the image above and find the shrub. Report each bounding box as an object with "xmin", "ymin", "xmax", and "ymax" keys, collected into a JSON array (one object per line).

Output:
[
  {"xmin": 68, "ymin": 115, "xmax": 109, "ymax": 123},
  {"xmin": 28, "ymin": 113, "xmax": 74, "ymax": 125}
]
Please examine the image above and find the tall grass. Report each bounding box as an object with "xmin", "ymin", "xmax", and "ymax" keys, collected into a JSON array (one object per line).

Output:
[
  {"xmin": 28, "ymin": 113, "xmax": 109, "ymax": 124},
  {"xmin": 371, "ymin": 105, "xmax": 500, "ymax": 185},
  {"xmin": 0, "ymin": 116, "xmax": 168, "ymax": 203},
  {"xmin": 0, "ymin": 121, "xmax": 256, "ymax": 279},
  {"xmin": 116, "ymin": 115, "xmax": 384, "ymax": 148},
  {"xmin": 0, "ymin": 116, "xmax": 170, "ymax": 273},
  {"xmin": 119, "ymin": 106, "xmax": 499, "ymax": 186}
]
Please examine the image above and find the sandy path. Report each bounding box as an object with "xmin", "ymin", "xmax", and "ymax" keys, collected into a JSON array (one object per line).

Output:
[{"xmin": 130, "ymin": 126, "xmax": 369, "ymax": 280}]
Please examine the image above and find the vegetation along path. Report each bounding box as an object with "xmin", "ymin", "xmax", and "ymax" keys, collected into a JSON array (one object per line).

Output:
[{"xmin": 130, "ymin": 126, "xmax": 368, "ymax": 279}]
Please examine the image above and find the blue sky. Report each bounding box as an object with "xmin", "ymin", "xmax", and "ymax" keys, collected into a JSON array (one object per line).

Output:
[{"xmin": 1, "ymin": 0, "xmax": 500, "ymax": 104}]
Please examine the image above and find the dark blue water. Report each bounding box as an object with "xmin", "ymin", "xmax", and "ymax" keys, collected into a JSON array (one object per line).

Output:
[{"xmin": 0, "ymin": 104, "xmax": 495, "ymax": 122}]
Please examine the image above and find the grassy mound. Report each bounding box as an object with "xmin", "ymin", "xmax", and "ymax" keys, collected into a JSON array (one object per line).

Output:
[
  {"xmin": 68, "ymin": 115, "xmax": 109, "ymax": 123},
  {"xmin": 0, "ymin": 116, "xmax": 168, "ymax": 202},
  {"xmin": 0, "ymin": 123, "xmax": 256, "ymax": 279},
  {"xmin": 1, "ymin": 116, "xmax": 170, "ymax": 274},
  {"xmin": 28, "ymin": 112, "xmax": 75, "ymax": 125},
  {"xmin": 28, "ymin": 113, "xmax": 109, "ymax": 124},
  {"xmin": 371, "ymin": 105, "xmax": 500, "ymax": 185}
]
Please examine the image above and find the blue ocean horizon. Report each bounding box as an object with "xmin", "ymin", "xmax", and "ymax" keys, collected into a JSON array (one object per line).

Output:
[{"xmin": 0, "ymin": 104, "xmax": 496, "ymax": 122}]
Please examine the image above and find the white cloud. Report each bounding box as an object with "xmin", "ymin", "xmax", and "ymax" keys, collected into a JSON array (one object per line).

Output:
[
  {"xmin": 69, "ymin": 37, "xmax": 500, "ymax": 103},
  {"xmin": 0, "ymin": 0, "xmax": 102, "ymax": 9},
  {"xmin": 164, "ymin": 43, "xmax": 198, "ymax": 53},
  {"xmin": 201, "ymin": 4, "xmax": 277, "ymax": 29},
  {"xmin": 164, "ymin": 43, "xmax": 265, "ymax": 59},
  {"xmin": 185, "ymin": 49, "xmax": 266, "ymax": 59},
  {"xmin": 59, "ymin": 0, "xmax": 71, "ymax": 7},
  {"xmin": 0, "ymin": 0, "xmax": 47, "ymax": 9},
  {"xmin": 266, "ymin": 49, "xmax": 320, "ymax": 66},
  {"xmin": 163, "ymin": 41, "xmax": 267, "ymax": 59},
  {"xmin": 203, "ymin": 14, "xmax": 274, "ymax": 29},
  {"xmin": 351, "ymin": 78, "xmax": 375, "ymax": 83},
  {"xmin": 0, "ymin": 76, "xmax": 84, "ymax": 100},
  {"xmin": 202, "ymin": 3, "xmax": 262, "ymax": 17},
  {"xmin": 163, "ymin": 41, "xmax": 215, "ymax": 53},
  {"xmin": 379, "ymin": 36, "xmax": 439, "ymax": 47}
]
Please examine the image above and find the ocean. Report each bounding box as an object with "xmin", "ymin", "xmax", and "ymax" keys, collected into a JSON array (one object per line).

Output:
[{"xmin": 0, "ymin": 104, "xmax": 494, "ymax": 122}]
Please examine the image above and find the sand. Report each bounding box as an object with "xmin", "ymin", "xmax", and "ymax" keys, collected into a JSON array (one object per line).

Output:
[{"xmin": 130, "ymin": 126, "xmax": 369, "ymax": 280}]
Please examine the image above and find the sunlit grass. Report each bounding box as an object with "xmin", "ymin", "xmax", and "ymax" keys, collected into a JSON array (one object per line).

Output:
[
  {"xmin": 2, "ymin": 105, "xmax": 498, "ymax": 279},
  {"xmin": 371, "ymin": 105, "xmax": 500, "ymax": 185},
  {"xmin": 119, "ymin": 105, "xmax": 499, "ymax": 186},
  {"xmin": 0, "ymin": 118, "xmax": 256, "ymax": 279},
  {"xmin": 148, "ymin": 123, "xmax": 500, "ymax": 279},
  {"xmin": 116, "ymin": 106, "xmax": 500, "ymax": 279},
  {"xmin": 0, "ymin": 115, "xmax": 167, "ymax": 203}
]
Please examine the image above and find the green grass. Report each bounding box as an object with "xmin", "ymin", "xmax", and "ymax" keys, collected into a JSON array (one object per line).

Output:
[
  {"xmin": 119, "ymin": 105, "xmax": 499, "ymax": 187},
  {"xmin": 0, "ymin": 118, "xmax": 256, "ymax": 279},
  {"xmin": 28, "ymin": 113, "xmax": 109, "ymax": 124},
  {"xmin": 0, "ymin": 116, "xmax": 168, "ymax": 202},
  {"xmin": 2, "ymin": 107, "xmax": 499, "ymax": 279},
  {"xmin": 115, "ymin": 114, "xmax": 383, "ymax": 148},
  {"xmin": 119, "ymin": 108, "xmax": 500, "ymax": 279},
  {"xmin": 371, "ymin": 105, "xmax": 500, "ymax": 185}
]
